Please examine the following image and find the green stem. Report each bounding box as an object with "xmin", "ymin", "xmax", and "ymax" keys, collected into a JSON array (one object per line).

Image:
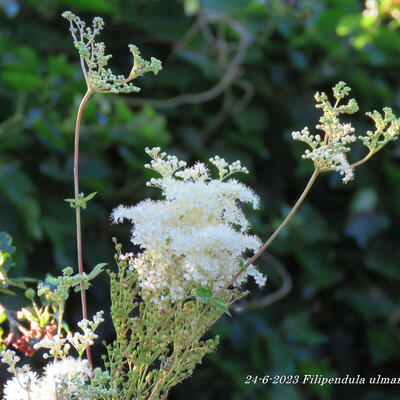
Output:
[
  {"xmin": 73, "ymin": 88, "xmax": 93, "ymax": 368},
  {"xmin": 224, "ymin": 168, "xmax": 320, "ymax": 289},
  {"xmin": 350, "ymin": 150, "xmax": 374, "ymax": 168}
]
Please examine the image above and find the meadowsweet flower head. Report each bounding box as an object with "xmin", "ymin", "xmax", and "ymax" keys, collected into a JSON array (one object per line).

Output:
[
  {"xmin": 3, "ymin": 371, "xmax": 40, "ymax": 400},
  {"xmin": 112, "ymin": 148, "xmax": 264, "ymax": 305},
  {"xmin": 2, "ymin": 312, "xmax": 113, "ymax": 400},
  {"xmin": 40, "ymin": 357, "xmax": 91, "ymax": 399},
  {"xmin": 293, "ymin": 82, "xmax": 400, "ymax": 183}
]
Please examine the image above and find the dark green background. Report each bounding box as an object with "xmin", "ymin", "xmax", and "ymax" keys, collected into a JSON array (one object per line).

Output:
[{"xmin": 1, "ymin": 0, "xmax": 400, "ymax": 399}]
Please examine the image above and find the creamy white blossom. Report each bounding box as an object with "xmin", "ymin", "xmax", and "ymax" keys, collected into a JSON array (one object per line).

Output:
[
  {"xmin": 3, "ymin": 358, "xmax": 91, "ymax": 400},
  {"xmin": 4, "ymin": 371, "xmax": 40, "ymax": 400},
  {"xmin": 39, "ymin": 358, "xmax": 91, "ymax": 400},
  {"xmin": 2, "ymin": 311, "xmax": 110, "ymax": 400},
  {"xmin": 112, "ymin": 148, "xmax": 264, "ymax": 305}
]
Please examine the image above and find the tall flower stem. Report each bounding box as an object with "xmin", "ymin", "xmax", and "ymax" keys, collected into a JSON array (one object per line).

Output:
[
  {"xmin": 74, "ymin": 88, "xmax": 92, "ymax": 367},
  {"xmin": 224, "ymin": 168, "xmax": 320, "ymax": 289}
]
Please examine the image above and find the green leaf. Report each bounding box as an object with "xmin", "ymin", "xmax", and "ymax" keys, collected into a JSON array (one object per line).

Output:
[
  {"xmin": 283, "ymin": 312, "xmax": 328, "ymax": 345},
  {"xmin": 336, "ymin": 14, "xmax": 361, "ymax": 37},
  {"xmin": 0, "ymin": 310, "xmax": 7, "ymax": 324},
  {"xmin": 6, "ymin": 277, "xmax": 27, "ymax": 289},
  {"xmin": 74, "ymin": 281, "xmax": 90, "ymax": 293},
  {"xmin": 1, "ymin": 71, "xmax": 44, "ymax": 91},
  {"xmin": 0, "ymin": 232, "xmax": 15, "ymax": 256},
  {"xmin": 193, "ymin": 285, "xmax": 213, "ymax": 303},
  {"xmin": 87, "ymin": 263, "xmax": 107, "ymax": 279},
  {"xmin": 83, "ymin": 191, "xmax": 97, "ymax": 201},
  {"xmin": 0, "ymin": 288, "xmax": 16, "ymax": 295},
  {"xmin": 210, "ymin": 297, "xmax": 231, "ymax": 316},
  {"xmin": 58, "ymin": 0, "xmax": 117, "ymax": 13},
  {"xmin": 45, "ymin": 274, "xmax": 59, "ymax": 287},
  {"xmin": 40, "ymin": 308, "xmax": 50, "ymax": 327},
  {"xmin": 64, "ymin": 192, "xmax": 97, "ymax": 209}
]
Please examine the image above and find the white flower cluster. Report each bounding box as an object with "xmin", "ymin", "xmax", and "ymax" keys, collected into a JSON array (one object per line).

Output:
[
  {"xmin": 293, "ymin": 126, "xmax": 356, "ymax": 183},
  {"xmin": 292, "ymin": 82, "xmax": 359, "ymax": 183},
  {"xmin": 112, "ymin": 148, "xmax": 265, "ymax": 305},
  {"xmin": 2, "ymin": 352, "xmax": 90, "ymax": 400},
  {"xmin": 34, "ymin": 311, "xmax": 104, "ymax": 359},
  {"xmin": 1, "ymin": 312, "xmax": 111, "ymax": 400}
]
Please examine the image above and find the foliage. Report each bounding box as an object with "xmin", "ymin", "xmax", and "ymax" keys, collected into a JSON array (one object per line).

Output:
[
  {"xmin": 1, "ymin": 316, "xmax": 114, "ymax": 400},
  {"xmin": 1, "ymin": 264, "xmax": 113, "ymax": 399},
  {"xmin": 1, "ymin": 1, "xmax": 400, "ymax": 399},
  {"xmin": 0, "ymin": 232, "xmax": 34, "ymax": 295},
  {"xmin": 104, "ymin": 241, "xmax": 241, "ymax": 399}
]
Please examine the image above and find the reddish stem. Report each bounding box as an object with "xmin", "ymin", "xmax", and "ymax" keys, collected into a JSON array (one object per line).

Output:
[
  {"xmin": 224, "ymin": 169, "xmax": 320, "ymax": 289},
  {"xmin": 74, "ymin": 89, "xmax": 93, "ymax": 368}
]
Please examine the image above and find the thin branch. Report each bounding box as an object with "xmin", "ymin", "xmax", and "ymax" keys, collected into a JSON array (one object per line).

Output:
[
  {"xmin": 350, "ymin": 150, "xmax": 374, "ymax": 168},
  {"xmin": 148, "ymin": 376, "xmax": 163, "ymax": 400},
  {"xmin": 224, "ymin": 169, "xmax": 320, "ymax": 289}
]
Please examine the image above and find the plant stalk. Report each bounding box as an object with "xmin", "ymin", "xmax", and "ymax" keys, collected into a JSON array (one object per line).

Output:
[
  {"xmin": 74, "ymin": 88, "xmax": 93, "ymax": 367},
  {"xmin": 224, "ymin": 168, "xmax": 320, "ymax": 289},
  {"xmin": 350, "ymin": 150, "xmax": 374, "ymax": 168}
]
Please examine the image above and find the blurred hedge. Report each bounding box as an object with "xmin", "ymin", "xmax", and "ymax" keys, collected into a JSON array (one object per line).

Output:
[{"xmin": 1, "ymin": 1, "xmax": 400, "ymax": 399}]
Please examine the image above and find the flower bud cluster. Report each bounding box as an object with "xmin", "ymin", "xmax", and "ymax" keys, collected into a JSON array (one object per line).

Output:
[
  {"xmin": 293, "ymin": 82, "xmax": 400, "ymax": 183},
  {"xmin": 62, "ymin": 11, "xmax": 162, "ymax": 93},
  {"xmin": 34, "ymin": 311, "xmax": 104, "ymax": 360},
  {"xmin": 360, "ymin": 107, "xmax": 400, "ymax": 151},
  {"xmin": 209, "ymin": 155, "xmax": 249, "ymax": 180}
]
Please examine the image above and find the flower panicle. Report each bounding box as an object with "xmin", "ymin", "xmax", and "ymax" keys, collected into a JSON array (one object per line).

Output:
[
  {"xmin": 292, "ymin": 81, "xmax": 400, "ymax": 183},
  {"xmin": 61, "ymin": 11, "xmax": 162, "ymax": 94},
  {"xmin": 1, "ymin": 310, "xmax": 113, "ymax": 400},
  {"xmin": 111, "ymin": 148, "xmax": 264, "ymax": 306}
]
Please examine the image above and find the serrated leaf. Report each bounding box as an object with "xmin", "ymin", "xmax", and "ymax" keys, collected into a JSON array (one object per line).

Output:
[
  {"xmin": 193, "ymin": 285, "xmax": 213, "ymax": 303},
  {"xmin": 210, "ymin": 297, "xmax": 231, "ymax": 316},
  {"xmin": 87, "ymin": 262, "xmax": 107, "ymax": 279}
]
